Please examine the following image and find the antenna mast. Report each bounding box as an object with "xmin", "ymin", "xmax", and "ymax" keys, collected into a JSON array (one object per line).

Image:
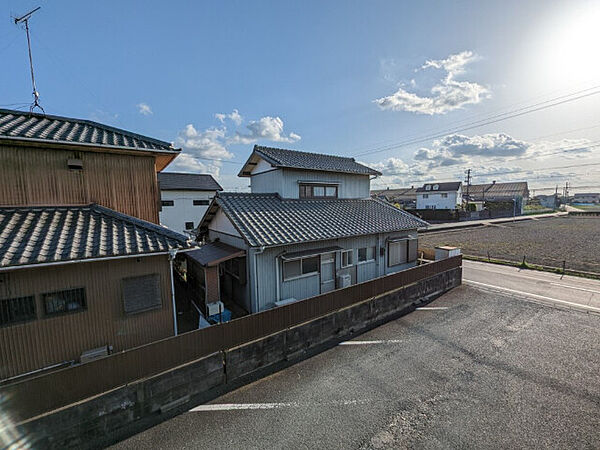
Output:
[{"xmin": 14, "ymin": 7, "xmax": 44, "ymax": 113}]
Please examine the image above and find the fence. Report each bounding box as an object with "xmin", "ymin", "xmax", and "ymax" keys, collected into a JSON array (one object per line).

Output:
[{"xmin": 1, "ymin": 256, "xmax": 461, "ymax": 421}]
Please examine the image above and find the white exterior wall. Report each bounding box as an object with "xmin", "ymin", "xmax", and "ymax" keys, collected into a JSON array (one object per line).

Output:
[
  {"xmin": 416, "ymin": 188, "xmax": 462, "ymax": 210},
  {"xmin": 250, "ymin": 164, "xmax": 371, "ymax": 199},
  {"xmin": 159, "ymin": 189, "xmax": 217, "ymax": 235}
]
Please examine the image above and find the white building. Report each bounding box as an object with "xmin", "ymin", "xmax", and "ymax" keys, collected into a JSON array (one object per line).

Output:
[
  {"xmin": 416, "ymin": 182, "xmax": 462, "ymax": 210},
  {"xmin": 158, "ymin": 172, "xmax": 222, "ymax": 235}
]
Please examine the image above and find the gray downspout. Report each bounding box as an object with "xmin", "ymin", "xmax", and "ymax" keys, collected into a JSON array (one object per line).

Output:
[
  {"xmin": 168, "ymin": 249, "xmax": 178, "ymax": 336},
  {"xmin": 253, "ymin": 246, "xmax": 265, "ymax": 313}
]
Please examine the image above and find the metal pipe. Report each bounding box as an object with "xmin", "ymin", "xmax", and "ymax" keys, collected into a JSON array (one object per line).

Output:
[
  {"xmin": 253, "ymin": 246, "xmax": 265, "ymax": 312},
  {"xmin": 168, "ymin": 249, "xmax": 178, "ymax": 336}
]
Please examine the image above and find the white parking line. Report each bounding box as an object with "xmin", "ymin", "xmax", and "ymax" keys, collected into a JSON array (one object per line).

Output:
[
  {"xmin": 339, "ymin": 339, "xmax": 403, "ymax": 345},
  {"xmin": 415, "ymin": 306, "xmax": 449, "ymax": 310},
  {"xmin": 464, "ymin": 280, "xmax": 600, "ymax": 313},
  {"xmin": 190, "ymin": 399, "xmax": 366, "ymax": 411}
]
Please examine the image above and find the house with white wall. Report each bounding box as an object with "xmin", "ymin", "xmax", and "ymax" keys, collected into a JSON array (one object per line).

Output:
[
  {"xmin": 416, "ymin": 182, "xmax": 462, "ymax": 210},
  {"xmin": 193, "ymin": 145, "xmax": 428, "ymax": 314},
  {"xmin": 158, "ymin": 172, "xmax": 222, "ymax": 236}
]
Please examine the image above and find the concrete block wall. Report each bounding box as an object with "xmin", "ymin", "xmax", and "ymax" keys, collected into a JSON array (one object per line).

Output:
[{"xmin": 11, "ymin": 267, "xmax": 460, "ymax": 449}]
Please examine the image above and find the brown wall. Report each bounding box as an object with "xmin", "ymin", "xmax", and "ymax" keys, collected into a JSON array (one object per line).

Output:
[
  {"xmin": 0, "ymin": 255, "xmax": 174, "ymax": 380},
  {"xmin": 0, "ymin": 144, "xmax": 160, "ymax": 223}
]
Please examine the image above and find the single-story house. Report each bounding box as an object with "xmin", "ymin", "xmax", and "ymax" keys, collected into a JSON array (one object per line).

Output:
[{"xmin": 573, "ymin": 193, "xmax": 600, "ymax": 204}]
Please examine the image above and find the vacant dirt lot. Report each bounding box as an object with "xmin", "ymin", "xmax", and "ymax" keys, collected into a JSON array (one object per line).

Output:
[{"xmin": 421, "ymin": 216, "xmax": 600, "ymax": 273}]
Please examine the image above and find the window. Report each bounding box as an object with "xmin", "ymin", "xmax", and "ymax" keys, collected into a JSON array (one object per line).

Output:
[
  {"xmin": 122, "ymin": 274, "xmax": 161, "ymax": 314},
  {"xmin": 193, "ymin": 199, "xmax": 210, "ymax": 206},
  {"xmin": 161, "ymin": 200, "xmax": 174, "ymax": 207},
  {"xmin": 43, "ymin": 288, "xmax": 86, "ymax": 316},
  {"xmin": 358, "ymin": 246, "xmax": 376, "ymax": 263},
  {"xmin": 441, "ymin": 193, "xmax": 448, "ymax": 198},
  {"xmin": 299, "ymin": 184, "xmax": 338, "ymax": 198},
  {"xmin": 185, "ymin": 221, "xmax": 194, "ymax": 230},
  {"xmin": 282, "ymin": 255, "xmax": 320, "ymax": 280},
  {"xmin": 422, "ymin": 194, "xmax": 429, "ymax": 198},
  {"xmin": 1, "ymin": 296, "xmax": 36, "ymax": 326},
  {"xmin": 341, "ymin": 250, "xmax": 354, "ymax": 268}
]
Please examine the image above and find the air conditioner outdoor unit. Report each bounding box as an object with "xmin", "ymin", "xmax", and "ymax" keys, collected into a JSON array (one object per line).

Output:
[
  {"xmin": 80, "ymin": 345, "xmax": 112, "ymax": 364},
  {"xmin": 337, "ymin": 273, "xmax": 352, "ymax": 288},
  {"xmin": 206, "ymin": 301, "xmax": 225, "ymax": 316}
]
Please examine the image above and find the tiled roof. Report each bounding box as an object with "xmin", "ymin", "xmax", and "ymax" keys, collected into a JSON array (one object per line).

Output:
[
  {"xmin": 416, "ymin": 182, "xmax": 462, "ymax": 193},
  {"xmin": 467, "ymin": 182, "xmax": 529, "ymax": 200},
  {"xmin": 0, "ymin": 109, "xmax": 178, "ymax": 154},
  {"xmin": 239, "ymin": 145, "xmax": 381, "ymax": 177},
  {"xmin": 158, "ymin": 172, "xmax": 223, "ymax": 191},
  {"xmin": 203, "ymin": 193, "xmax": 428, "ymax": 247},
  {"xmin": 0, "ymin": 204, "xmax": 195, "ymax": 269},
  {"xmin": 372, "ymin": 187, "xmax": 417, "ymax": 201}
]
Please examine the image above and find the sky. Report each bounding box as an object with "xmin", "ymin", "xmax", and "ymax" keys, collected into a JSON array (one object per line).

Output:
[{"xmin": 2, "ymin": 0, "xmax": 600, "ymax": 195}]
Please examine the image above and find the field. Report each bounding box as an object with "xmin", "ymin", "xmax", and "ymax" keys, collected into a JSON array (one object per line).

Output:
[{"xmin": 420, "ymin": 216, "xmax": 600, "ymax": 274}]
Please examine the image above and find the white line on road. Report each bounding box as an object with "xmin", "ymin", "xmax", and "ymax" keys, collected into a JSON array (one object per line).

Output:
[
  {"xmin": 339, "ymin": 340, "xmax": 404, "ymax": 345},
  {"xmin": 190, "ymin": 399, "xmax": 367, "ymax": 411},
  {"xmin": 464, "ymin": 280, "xmax": 600, "ymax": 313},
  {"xmin": 415, "ymin": 306, "xmax": 449, "ymax": 310}
]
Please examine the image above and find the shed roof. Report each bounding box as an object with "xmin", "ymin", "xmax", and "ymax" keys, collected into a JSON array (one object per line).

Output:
[
  {"xmin": 158, "ymin": 172, "xmax": 223, "ymax": 191},
  {"xmin": 0, "ymin": 204, "xmax": 195, "ymax": 270},
  {"xmin": 416, "ymin": 182, "xmax": 462, "ymax": 193},
  {"xmin": 0, "ymin": 109, "xmax": 179, "ymax": 170},
  {"xmin": 199, "ymin": 193, "xmax": 428, "ymax": 248},
  {"xmin": 238, "ymin": 145, "xmax": 381, "ymax": 177},
  {"xmin": 186, "ymin": 241, "xmax": 245, "ymax": 267}
]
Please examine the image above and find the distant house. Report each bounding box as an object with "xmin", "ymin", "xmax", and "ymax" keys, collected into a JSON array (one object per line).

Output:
[
  {"xmin": 0, "ymin": 109, "xmax": 195, "ymax": 381},
  {"xmin": 194, "ymin": 145, "xmax": 428, "ymax": 314},
  {"xmin": 573, "ymin": 193, "xmax": 600, "ymax": 204},
  {"xmin": 466, "ymin": 181, "xmax": 529, "ymax": 214},
  {"xmin": 416, "ymin": 182, "xmax": 462, "ymax": 210},
  {"xmin": 536, "ymin": 194, "xmax": 559, "ymax": 209},
  {"xmin": 372, "ymin": 187, "xmax": 417, "ymax": 208},
  {"xmin": 158, "ymin": 172, "xmax": 223, "ymax": 235}
]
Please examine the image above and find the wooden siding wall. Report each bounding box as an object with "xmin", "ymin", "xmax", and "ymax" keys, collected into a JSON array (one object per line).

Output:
[
  {"xmin": 0, "ymin": 256, "xmax": 173, "ymax": 380},
  {"xmin": 0, "ymin": 145, "xmax": 160, "ymax": 223}
]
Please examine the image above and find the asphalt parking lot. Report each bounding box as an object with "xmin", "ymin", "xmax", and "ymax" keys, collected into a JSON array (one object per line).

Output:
[{"xmin": 113, "ymin": 284, "xmax": 600, "ymax": 449}]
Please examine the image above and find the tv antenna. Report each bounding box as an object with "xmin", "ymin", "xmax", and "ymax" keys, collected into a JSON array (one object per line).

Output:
[{"xmin": 14, "ymin": 7, "xmax": 44, "ymax": 113}]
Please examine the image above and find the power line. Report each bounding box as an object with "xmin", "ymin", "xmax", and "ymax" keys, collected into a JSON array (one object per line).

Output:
[{"xmin": 352, "ymin": 85, "xmax": 600, "ymax": 158}]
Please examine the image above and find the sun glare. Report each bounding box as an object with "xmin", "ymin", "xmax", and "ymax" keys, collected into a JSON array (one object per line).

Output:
[{"xmin": 543, "ymin": 4, "xmax": 600, "ymax": 88}]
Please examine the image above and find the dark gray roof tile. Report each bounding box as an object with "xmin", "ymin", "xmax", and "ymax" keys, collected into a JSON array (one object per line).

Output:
[
  {"xmin": 0, "ymin": 108, "xmax": 178, "ymax": 154},
  {"xmin": 203, "ymin": 193, "xmax": 427, "ymax": 247},
  {"xmin": 0, "ymin": 204, "xmax": 195, "ymax": 269},
  {"xmin": 158, "ymin": 172, "xmax": 223, "ymax": 191}
]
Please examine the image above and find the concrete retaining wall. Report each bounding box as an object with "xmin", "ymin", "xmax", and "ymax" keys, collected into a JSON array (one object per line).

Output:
[{"xmin": 11, "ymin": 267, "xmax": 460, "ymax": 449}]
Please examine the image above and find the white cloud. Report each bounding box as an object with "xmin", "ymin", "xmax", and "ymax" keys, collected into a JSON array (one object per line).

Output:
[
  {"xmin": 137, "ymin": 103, "xmax": 153, "ymax": 116},
  {"xmin": 170, "ymin": 112, "xmax": 299, "ymax": 179},
  {"xmin": 215, "ymin": 109, "xmax": 243, "ymax": 126},
  {"xmin": 229, "ymin": 116, "xmax": 301, "ymax": 145},
  {"xmin": 374, "ymin": 51, "xmax": 490, "ymax": 115}
]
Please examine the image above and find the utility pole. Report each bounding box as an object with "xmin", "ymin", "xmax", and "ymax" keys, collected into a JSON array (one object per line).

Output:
[
  {"xmin": 464, "ymin": 168, "xmax": 472, "ymax": 206},
  {"xmin": 14, "ymin": 7, "xmax": 44, "ymax": 113}
]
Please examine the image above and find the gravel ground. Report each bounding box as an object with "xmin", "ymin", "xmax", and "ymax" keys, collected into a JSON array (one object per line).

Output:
[
  {"xmin": 112, "ymin": 285, "xmax": 600, "ymax": 449},
  {"xmin": 421, "ymin": 216, "xmax": 600, "ymax": 273}
]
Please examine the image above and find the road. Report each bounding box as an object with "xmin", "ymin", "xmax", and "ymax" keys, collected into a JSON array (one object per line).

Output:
[
  {"xmin": 112, "ymin": 262, "xmax": 600, "ymax": 449},
  {"xmin": 463, "ymin": 259, "xmax": 600, "ymax": 314}
]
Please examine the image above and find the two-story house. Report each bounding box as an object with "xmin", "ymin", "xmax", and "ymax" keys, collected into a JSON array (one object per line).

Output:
[
  {"xmin": 416, "ymin": 182, "xmax": 463, "ymax": 210},
  {"xmin": 158, "ymin": 172, "xmax": 223, "ymax": 235},
  {"xmin": 0, "ymin": 109, "xmax": 195, "ymax": 381},
  {"xmin": 194, "ymin": 145, "xmax": 428, "ymax": 314}
]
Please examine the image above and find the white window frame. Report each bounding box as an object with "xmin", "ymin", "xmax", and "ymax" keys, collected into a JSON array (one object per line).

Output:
[
  {"xmin": 357, "ymin": 246, "xmax": 376, "ymax": 264},
  {"xmin": 341, "ymin": 249, "xmax": 354, "ymax": 268},
  {"xmin": 282, "ymin": 255, "xmax": 320, "ymax": 281}
]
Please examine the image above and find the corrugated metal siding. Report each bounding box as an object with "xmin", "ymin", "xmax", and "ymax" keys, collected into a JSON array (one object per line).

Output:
[
  {"xmin": 250, "ymin": 169, "xmax": 284, "ymax": 194},
  {"xmin": 281, "ymin": 169, "xmax": 370, "ymax": 198},
  {"xmin": 253, "ymin": 232, "xmax": 417, "ymax": 311},
  {"xmin": 0, "ymin": 256, "xmax": 173, "ymax": 379},
  {"xmin": 0, "ymin": 144, "xmax": 160, "ymax": 223}
]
